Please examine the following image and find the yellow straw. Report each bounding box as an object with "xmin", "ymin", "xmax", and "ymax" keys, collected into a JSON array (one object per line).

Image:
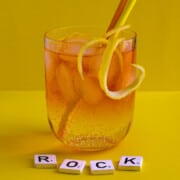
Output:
[{"xmin": 114, "ymin": 0, "xmax": 137, "ymax": 27}]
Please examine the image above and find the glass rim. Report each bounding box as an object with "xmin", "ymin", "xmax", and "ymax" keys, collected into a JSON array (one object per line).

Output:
[
  {"xmin": 44, "ymin": 26, "xmax": 136, "ymax": 55},
  {"xmin": 44, "ymin": 25, "xmax": 137, "ymax": 43}
]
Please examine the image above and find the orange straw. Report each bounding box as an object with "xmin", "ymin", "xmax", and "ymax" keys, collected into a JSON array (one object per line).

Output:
[{"xmin": 106, "ymin": 0, "xmax": 128, "ymax": 32}]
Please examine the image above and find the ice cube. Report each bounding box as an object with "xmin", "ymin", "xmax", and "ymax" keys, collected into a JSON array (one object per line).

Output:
[{"xmin": 56, "ymin": 63, "xmax": 78, "ymax": 102}]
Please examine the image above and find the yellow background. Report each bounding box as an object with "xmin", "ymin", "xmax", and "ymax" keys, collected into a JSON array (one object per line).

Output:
[
  {"xmin": 1, "ymin": 1, "xmax": 180, "ymax": 179},
  {"xmin": 0, "ymin": 0, "xmax": 180, "ymax": 90}
]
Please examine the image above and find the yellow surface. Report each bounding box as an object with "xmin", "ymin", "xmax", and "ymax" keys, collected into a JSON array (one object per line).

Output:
[
  {"xmin": 0, "ymin": 0, "xmax": 180, "ymax": 90},
  {"xmin": 0, "ymin": 91, "xmax": 180, "ymax": 179}
]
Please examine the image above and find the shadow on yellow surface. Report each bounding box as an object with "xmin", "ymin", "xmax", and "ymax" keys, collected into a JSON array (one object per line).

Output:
[{"xmin": 0, "ymin": 91, "xmax": 180, "ymax": 179}]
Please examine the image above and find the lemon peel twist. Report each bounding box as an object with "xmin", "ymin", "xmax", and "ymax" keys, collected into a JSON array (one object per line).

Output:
[
  {"xmin": 77, "ymin": 25, "xmax": 145, "ymax": 100},
  {"xmin": 77, "ymin": 38, "xmax": 108, "ymax": 80},
  {"xmin": 100, "ymin": 64, "xmax": 145, "ymax": 100}
]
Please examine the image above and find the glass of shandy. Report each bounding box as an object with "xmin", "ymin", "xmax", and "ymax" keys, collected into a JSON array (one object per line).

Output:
[{"xmin": 44, "ymin": 26, "xmax": 140, "ymax": 151}]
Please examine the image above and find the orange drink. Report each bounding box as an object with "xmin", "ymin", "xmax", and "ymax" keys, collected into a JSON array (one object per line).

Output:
[{"xmin": 44, "ymin": 26, "xmax": 143, "ymax": 151}]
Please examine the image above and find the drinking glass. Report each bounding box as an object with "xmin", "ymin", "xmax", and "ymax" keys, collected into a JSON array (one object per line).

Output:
[{"xmin": 44, "ymin": 26, "xmax": 136, "ymax": 151}]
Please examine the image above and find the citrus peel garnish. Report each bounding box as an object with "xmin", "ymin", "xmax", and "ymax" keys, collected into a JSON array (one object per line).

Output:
[
  {"xmin": 77, "ymin": 38, "xmax": 124, "ymax": 79},
  {"xmin": 77, "ymin": 25, "xmax": 145, "ymax": 100},
  {"xmin": 100, "ymin": 64, "xmax": 145, "ymax": 99},
  {"xmin": 77, "ymin": 38, "xmax": 108, "ymax": 80},
  {"xmin": 105, "ymin": 24, "xmax": 130, "ymax": 39}
]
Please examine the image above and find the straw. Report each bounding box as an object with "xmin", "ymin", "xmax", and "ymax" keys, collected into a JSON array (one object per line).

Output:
[
  {"xmin": 106, "ymin": 0, "xmax": 136, "ymax": 32},
  {"xmin": 106, "ymin": 0, "xmax": 128, "ymax": 32}
]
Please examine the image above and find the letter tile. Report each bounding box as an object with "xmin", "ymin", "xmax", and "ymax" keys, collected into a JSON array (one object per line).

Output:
[
  {"xmin": 34, "ymin": 154, "xmax": 57, "ymax": 168},
  {"xmin": 59, "ymin": 159, "xmax": 86, "ymax": 174},
  {"xmin": 118, "ymin": 156, "xmax": 143, "ymax": 171},
  {"xmin": 90, "ymin": 160, "xmax": 114, "ymax": 175}
]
